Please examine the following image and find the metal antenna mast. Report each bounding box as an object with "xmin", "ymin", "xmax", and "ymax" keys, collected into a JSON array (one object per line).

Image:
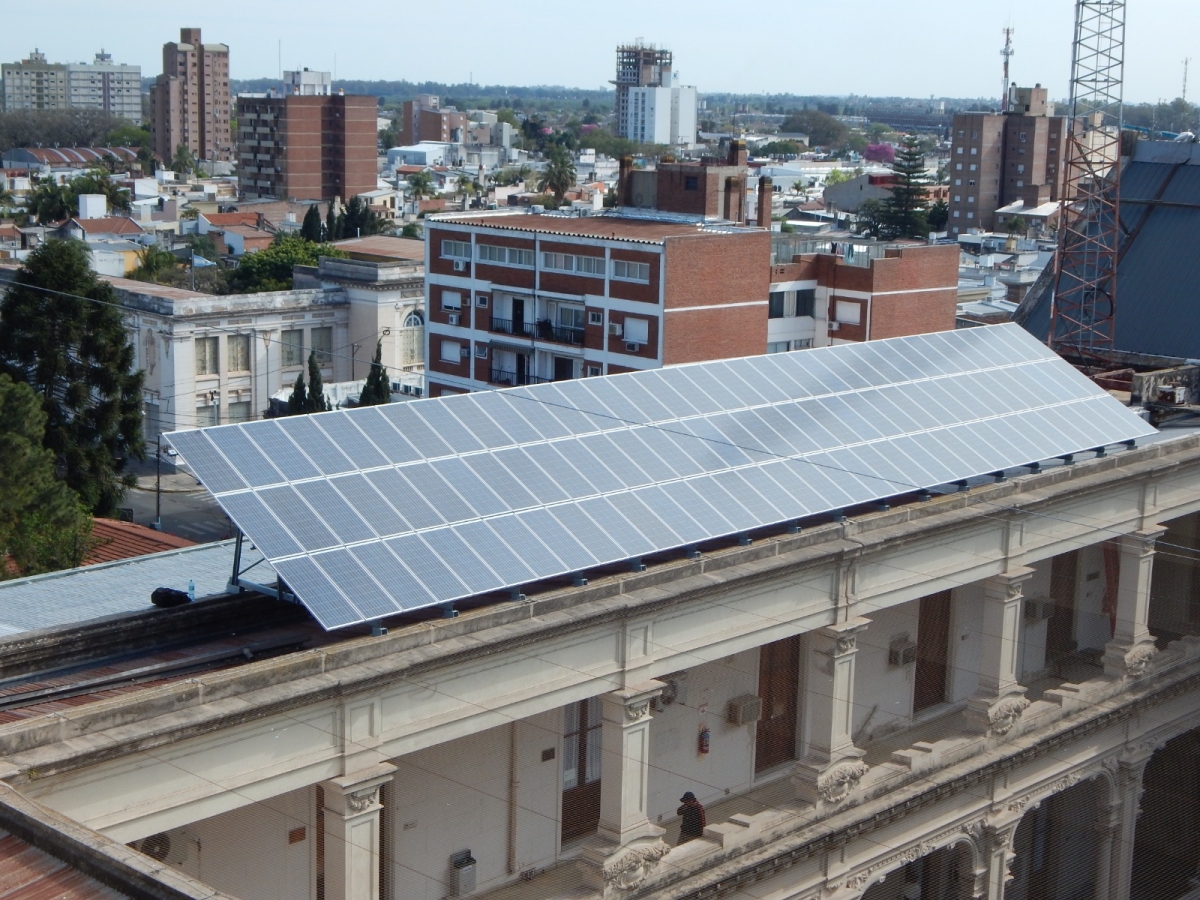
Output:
[
  {"xmin": 1050, "ymin": 0, "xmax": 1126, "ymax": 357},
  {"xmin": 1000, "ymin": 28, "xmax": 1015, "ymax": 111},
  {"xmin": 1184, "ymin": 58, "xmax": 1190, "ymax": 103}
]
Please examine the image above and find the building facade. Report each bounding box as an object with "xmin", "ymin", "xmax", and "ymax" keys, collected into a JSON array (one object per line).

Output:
[
  {"xmin": 946, "ymin": 85, "xmax": 1067, "ymax": 234},
  {"xmin": 236, "ymin": 92, "xmax": 376, "ymax": 201},
  {"xmin": 66, "ymin": 51, "xmax": 142, "ymax": 124},
  {"xmin": 151, "ymin": 28, "xmax": 232, "ymax": 163},
  {"xmin": 626, "ymin": 81, "xmax": 698, "ymax": 148},
  {"xmin": 0, "ymin": 349, "xmax": 1197, "ymax": 900},
  {"xmin": 1, "ymin": 50, "xmax": 67, "ymax": 111},
  {"xmin": 399, "ymin": 94, "xmax": 466, "ymax": 147},
  {"xmin": 613, "ymin": 42, "xmax": 673, "ymax": 141},
  {"xmin": 284, "ymin": 68, "xmax": 332, "ymax": 96}
]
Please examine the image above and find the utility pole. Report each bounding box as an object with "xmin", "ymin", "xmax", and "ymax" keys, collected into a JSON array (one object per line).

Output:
[
  {"xmin": 1050, "ymin": 0, "xmax": 1125, "ymax": 359},
  {"xmin": 155, "ymin": 434, "xmax": 162, "ymax": 531},
  {"xmin": 1185, "ymin": 58, "xmax": 1191, "ymax": 104},
  {"xmin": 1000, "ymin": 27, "xmax": 1015, "ymax": 112}
]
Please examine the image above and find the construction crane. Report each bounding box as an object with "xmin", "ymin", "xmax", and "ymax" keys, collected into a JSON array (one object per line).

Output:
[{"xmin": 1049, "ymin": 1, "xmax": 1126, "ymax": 358}]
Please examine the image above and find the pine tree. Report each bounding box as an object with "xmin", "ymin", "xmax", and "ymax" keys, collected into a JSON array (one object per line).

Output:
[
  {"xmin": 326, "ymin": 201, "xmax": 341, "ymax": 242},
  {"xmin": 307, "ymin": 351, "xmax": 332, "ymax": 412},
  {"xmin": 882, "ymin": 136, "xmax": 930, "ymax": 239},
  {"xmin": 286, "ymin": 371, "xmax": 308, "ymax": 416},
  {"xmin": 300, "ymin": 204, "xmax": 323, "ymax": 242},
  {"xmin": 0, "ymin": 240, "xmax": 144, "ymax": 516},
  {"xmin": 358, "ymin": 340, "xmax": 391, "ymax": 406}
]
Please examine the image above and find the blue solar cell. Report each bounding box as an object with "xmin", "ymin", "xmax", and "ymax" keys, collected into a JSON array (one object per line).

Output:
[
  {"xmin": 205, "ymin": 427, "xmax": 285, "ymax": 488},
  {"xmin": 276, "ymin": 416, "xmax": 357, "ymax": 474},
  {"xmin": 167, "ymin": 431, "xmax": 248, "ymax": 494},
  {"xmin": 273, "ymin": 557, "xmax": 362, "ymax": 629},
  {"xmin": 240, "ymin": 420, "xmax": 321, "ymax": 482}
]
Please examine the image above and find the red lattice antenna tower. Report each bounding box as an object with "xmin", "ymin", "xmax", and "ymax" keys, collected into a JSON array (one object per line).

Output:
[{"xmin": 1050, "ymin": 1, "xmax": 1126, "ymax": 357}]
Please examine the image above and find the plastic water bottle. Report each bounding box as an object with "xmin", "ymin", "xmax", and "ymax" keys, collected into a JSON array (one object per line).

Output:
[{"xmin": 188, "ymin": 579, "xmax": 196, "ymax": 602}]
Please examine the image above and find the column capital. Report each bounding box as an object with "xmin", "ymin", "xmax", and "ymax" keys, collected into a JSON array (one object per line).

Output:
[
  {"xmin": 322, "ymin": 762, "xmax": 397, "ymax": 817},
  {"xmin": 1120, "ymin": 526, "xmax": 1167, "ymax": 555},
  {"xmin": 815, "ymin": 616, "xmax": 871, "ymax": 656},
  {"xmin": 600, "ymin": 679, "xmax": 666, "ymax": 724},
  {"xmin": 983, "ymin": 566, "xmax": 1036, "ymax": 598}
]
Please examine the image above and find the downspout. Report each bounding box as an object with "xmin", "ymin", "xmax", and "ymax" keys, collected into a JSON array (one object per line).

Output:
[{"xmin": 507, "ymin": 721, "xmax": 520, "ymax": 875}]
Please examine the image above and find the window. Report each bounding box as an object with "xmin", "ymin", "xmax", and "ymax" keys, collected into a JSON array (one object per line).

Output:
[
  {"xmin": 401, "ymin": 311, "xmax": 424, "ymax": 368},
  {"xmin": 475, "ymin": 294, "xmax": 489, "ymax": 308},
  {"xmin": 969, "ymin": 164, "xmax": 977, "ymax": 171},
  {"xmin": 767, "ymin": 341, "xmax": 790, "ymax": 354},
  {"xmin": 543, "ymin": 252, "xmax": 604, "ymax": 276},
  {"xmin": 587, "ymin": 365, "xmax": 602, "ymax": 377},
  {"xmin": 955, "ymin": 163, "xmax": 963, "ymax": 171},
  {"xmin": 543, "ymin": 252, "xmax": 573, "ymax": 271},
  {"xmin": 612, "ymin": 259, "xmax": 650, "ymax": 282},
  {"xmin": 441, "ymin": 239, "xmax": 470, "ymax": 259},
  {"xmin": 954, "ymin": 179, "xmax": 962, "ymax": 186},
  {"xmin": 957, "ymin": 130, "xmax": 964, "ymax": 137},
  {"xmin": 793, "ymin": 338, "xmax": 813, "ymax": 350},
  {"xmin": 441, "ymin": 290, "xmax": 462, "ymax": 311},
  {"xmin": 970, "ymin": 148, "xmax": 978, "ymax": 155},
  {"xmin": 954, "ymin": 195, "xmax": 961, "ymax": 203},
  {"xmin": 227, "ymin": 400, "xmax": 252, "ymax": 424},
  {"xmin": 310, "ymin": 326, "xmax": 332, "ymax": 364},
  {"xmin": 475, "ymin": 344, "xmax": 488, "ymax": 359},
  {"xmin": 967, "ymin": 211, "xmax": 974, "ymax": 220},
  {"xmin": 796, "ymin": 288, "xmax": 816, "ymax": 318},
  {"xmin": 478, "ymin": 244, "xmax": 533, "ymax": 267},
  {"xmin": 588, "ymin": 310, "xmax": 603, "ymax": 326},
  {"xmin": 558, "ymin": 306, "xmax": 585, "ymax": 330},
  {"xmin": 968, "ymin": 195, "xmax": 975, "ymax": 204},
  {"xmin": 684, "ymin": 175, "xmax": 699, "ymax": 190},
  {"xmin": 953, "ymin": 211, "xmax": 961, "ymax": 218},
  {"xmin": 956, "ymin": 147, "xmax": 963, "ymax": 155},
  {"xmin": 227, "ymin": 334, "xmax": 250, "ymax": 372},
  {"xmin": 623, "ymin": 317, "xmax": 649, "ymax": 344},
  {"xmin": 576, "ymin": 255, "xmax": 604, "ymax": 276},
  {"xmin": 834, "ymin": 300, "xmax": 861, "ymax": 325},
  {"xmin": 768, "ymin": 291, "xmax": 786, "ymax": 318},
  {"xmin": 195, "ymin": 402, "xmax": 217, "ymax": 428},
  {"xmin": 969, "ymin": 179, "xmax": 976, "ymax": 186},
  {"xmin": 1016, "ymin": 180, "xmax": 1024, "ymax": 188},
  {"xmin": 440, "ymin": 339, "xmax": 462, "ymax": 363},
  {"xmin": 195, "ymin": 336, "xmax": 219, "ymax": 375},
  {"xmin": 1019, "ymin": 132, "xmax": 1027, "ymax": 142}
]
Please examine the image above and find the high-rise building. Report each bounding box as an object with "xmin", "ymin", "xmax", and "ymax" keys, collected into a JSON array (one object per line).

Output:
[
  {"xmin": 398, "ymin": 95, "xmax": 466, "ymax": 146},
  {"xmin": 613, "ymin": 43, "xmax": 697, "ymax": 148},
  {"xmin": 236, "ymin": 89, "xmax": 377, "ymax": 201},
  {"xmin": 946, "ymin": 83, "xmax": 1067, "ymax": 234},
  {"xmin": 1, "ymin": 50, "xmax": 67, "ymax": 112},
  {"xmin": 151, "ymin": 28, "xmax": 232, "ymax": 164},
  {"xmin": 284, "ymin": 68, "xmax": 332, "ymax": 96},
  {"xmin": 613, "ymin": 43, "xmax": 671, "ymax": 139},
  {"xmin": 66, "ymin": 51, "xmax": 142, "ymax": 124}
]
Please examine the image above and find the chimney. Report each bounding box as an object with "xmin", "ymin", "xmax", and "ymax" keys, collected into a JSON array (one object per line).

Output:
[
  {"xmin": 729, "ymin": 139, "xmax": 748, "ymax": 168},
  {"xmin": 724, "ymin": 175, "xmax": 745, "ymax": 222},
  {"xmin": 619, "ymin": 155, "xmax": 634, "ymax": 207},
  {"xmin": 757, "ymin": 176, "xmax": 773, "ymax": 228}
]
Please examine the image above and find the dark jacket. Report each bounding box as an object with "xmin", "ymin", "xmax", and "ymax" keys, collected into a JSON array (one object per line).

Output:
[{"xmin": 677, "ymin": 800, "xmax": 706, "ymax": 841}]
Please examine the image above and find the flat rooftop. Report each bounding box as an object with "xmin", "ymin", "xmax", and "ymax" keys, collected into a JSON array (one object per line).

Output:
[
  {"xmin": 331, "ymin": 234, "xmax": 426, "ymax": 261},
  {"xmin": 437, "ymin": 211, "xmax": 755, "ymax": 244}
]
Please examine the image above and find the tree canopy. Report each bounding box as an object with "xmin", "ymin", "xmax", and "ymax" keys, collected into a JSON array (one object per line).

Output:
[
  {"xmin": 0, "ymin": 240, "xmax": 144, "ymax": 516},
  {"xmin": 300, "ymin": 204, "xmax": 323, "ymax": 242},
  {"xmin": 227, "ymin": 234, "xmax": 347, "ymax": 293},
  {"xmin": 779, "ymin": 109, "xmax": 848, "ymax": 149},
  {"xmin": 537, "ymin": 146, "xmax": 577, "ymax": 203},
  {"xmin": 286, "ymin": 351, "xmax": 333, "ymax": 415},
  {"xmin": 0, "ymin": 374, "xmax": 94, "ymax": 577},
  {"xmin": 881, "ymin": 135, "xmax": 929, "ymax": 239},
  {"xmin": 357, "ymin": 340, "xmax": 391, "ymax": 406}
]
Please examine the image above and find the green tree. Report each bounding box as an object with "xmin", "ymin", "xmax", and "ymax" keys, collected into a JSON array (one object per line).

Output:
[
  {"xmin": 779, "ymin": 109, "xmax": 847, "ymax": 148},
  {"xmin": 227, "ymin": 234, "xmax": 347, "ymax": 293},
  {"xmin": 357, "ymin": 340, "xmax": 391, "ymax": 406},
  {"xmin": 286, "ymin": 371, "xmax": 308, "ymax": 416},
  {"xmin": 0, "ymin": 240, "xmax": 144, "ymax": 516},
  {"xmin": 927, "ymin": 199, "xmax": 950, "ymax": 232},
  {"xmin": 0, "ymin": 374, "xmax": 94, "ymax": 577},
  {"xmin": 1005, "ymin": 215, "xmax": 1028, "ymax": 236},
  {"xmin": 283, "ymin": 352, "xmax": 333, "ymax": 415},
  {"xmin": 759, "ymin": 140, "xmax": 801, "ymax": 157},
  {"xmin": 882, "ymin": 135, "xmax": 929, "ymax": 239},
  {"xmin": 106, "ymin": 123, "xmax": 152, "ymax": 147},
  {"xmin": 823, "ymin": 168, "xmax": 853, "ymax": 188},
  {"xmin": 537, "ymin": 146, "xmax": 576, "ymax": 204},
  {"xmin": 495, "ymin": 107, "xmax": 519, "ymax": 127},
  {"xmin": 300, "ymin": 204, "xmax": 324, "ymax": 242},
  {"xmin": 853, "ymin": 198, "xmax": 887, "ymax": 239},
  {"xmin": 171, "ymin": 144, "xmax": 199, "ymax": 176},
  {"xmin": 28, "ymin": 179, "xmax": 75, "ymax": 223},
  {"xmin": 401, "ymin": 222, "xmax": 423, "ymax": 239},
  {"xmin": 326, "ymin": 201, "xmax": 342, "ymax": 242},
  {"xmin": 129, "ymin": 245, "xmax": 179, "ymax": 282},
  {"xmin": 406, "ymin": 170, "xmax": 436, "ymax": 201}
]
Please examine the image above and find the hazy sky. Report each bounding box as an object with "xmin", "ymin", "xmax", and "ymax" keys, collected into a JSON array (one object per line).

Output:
[{"xmin": 4, "ymin": 1, "xmax": 1193, "ymax": 104}]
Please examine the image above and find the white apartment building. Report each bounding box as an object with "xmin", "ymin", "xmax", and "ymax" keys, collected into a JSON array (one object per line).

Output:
[
  {"xmin": 626, "ymin": 80, "xmax": 698, "ymax": 148},
  {"xmin": 283, "ymin": 69, "xmax": 333, "ymax": 96},
  {"xmin": 66, "ymin": 51, "xmax": 143, "ymax": 124}
]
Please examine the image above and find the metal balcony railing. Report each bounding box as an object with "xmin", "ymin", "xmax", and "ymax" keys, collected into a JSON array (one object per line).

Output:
[
  {"xmin": 489, "ymin": 368, "xmax": 550, "ymax": 387},
  {"xmin": 489, "ymin": 317, "xmax": 533, "ymax": 338},
  {"xmin": 535, "ymin": 319, "xmax": 585, "ymax": 346}
]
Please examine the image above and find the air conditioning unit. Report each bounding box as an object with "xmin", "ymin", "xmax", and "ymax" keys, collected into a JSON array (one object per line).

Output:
[
  {"xmin": 625, "ymin": 342, "xmax": 641, "ymax": 353},
  {"xmin": 1025, "ymin": 598, "xmax": 1055, "ymax": 621},
  {"xmin": 475, "ymin": 345, "xmax": 488, "ymax": 359},
  {"xmin": 447, "ymin": 313, "xmax": 460, "ymax": 326},
  {"xmin": 413, "ymin": 387, "xmax": 423, "ymax": 397},
  {"xmin": 727, "ymin": 694, "xmax": 762, "ymax": 726},
  {"xmin": 133, "ymin": 830, "xmax": 195, "ymax": 867},
  {"xmin": 651, "ymin": 671, "xmax": 690, "ymax": 712},
  {"xmin": 827, "ymin": 321, "xmax": 841, "ymax": 332},
  {"xmin": 608, "ymin": 322, "xmax": 623, "ymax": 337},
  {"xmin": 888, "ymin": 639, "xmax": 917, "ymax": 667},
  {"xmin": 401, "ymin": 384, "xmax": 412, "ymax": 394},
  {"xmin": 452, "ymin": 260, "xmax": 467, "ymax": 272},
  {"xmin": 460, "ymin": 345, "xmax": 471, "ymax": 358}
]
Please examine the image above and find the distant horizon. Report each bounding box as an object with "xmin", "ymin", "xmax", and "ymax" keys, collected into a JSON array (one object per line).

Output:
[{"xmin": 4, "ymin": 0, "xmax": 1194, "ymax": 107}]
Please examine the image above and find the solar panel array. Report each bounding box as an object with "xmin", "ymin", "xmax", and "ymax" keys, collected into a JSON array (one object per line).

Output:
[{"xmin": 167, "ymin": 324, "xmax": 1156, "ymax": 630}]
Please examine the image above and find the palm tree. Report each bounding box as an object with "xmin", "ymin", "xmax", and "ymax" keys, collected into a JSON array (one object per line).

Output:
[
  {"xmin": 406, "ymin": 170, "xmax": 435, "ymax": 201},
  {"xmin": 131, "ymin": 245, "xmax": 179, "ymax": 283},
  {"xmin": 457, "ymin": 173, "xmax": 480, "ymax": 208},
  {"xmin": 537, "ymin": 148, "xmax": 576, "ymax": 204},
  {"xmin": 28, "ymin": 180, "xmax": 75, "ymax": 224},
  {"xmin": 72, "ymin": 169, "xmax": 131, "ymax": 213}
]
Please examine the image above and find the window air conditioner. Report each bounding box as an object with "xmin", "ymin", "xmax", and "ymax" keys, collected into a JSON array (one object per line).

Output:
[
  {"xmin": 401, "ymin": 384, "xmax": 412, "ymax": 394},
  {"xmin": 726, "ymin": 694, "xmax": 763, "ymax": 726},
  {"xmin": 452, "ymin": 260, "xmax": 467, "ymax": 272},
  {"xmin": 827, "ymin": 321, "xmax": 841, "ymax": 332},
  {"xmin": 475, "ymin": 345, "xmax": 488, "ymax": 359},
  {"xmin": 888, "ymin": 639, "xmax": 917, "ymax": 667},
  {"xmin": 447, "ymin": 313, "xmax": 460, "ymax": 326},
  {"xmin": 625, "ymin": 342, "xmax": 641, "ymax": 353},
  {"xmin": 459, "ymin": 345, "xmax": 471, "ymax": 358},
  {"xmin": 413, "ymin": 386, "xmax": 423, "ymax": 397},
  {"xmin": 608, "ymin": 322, "xmax": 623, "ymax": 337},
  {"xmin": 476, "ymin": 294, "xmax": 489, "ymax": 308}
]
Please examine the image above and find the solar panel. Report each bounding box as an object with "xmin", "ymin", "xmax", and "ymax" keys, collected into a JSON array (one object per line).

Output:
[{"xmin": 168, "ymin": 325, "xmax": 1158, "ymax": 630}]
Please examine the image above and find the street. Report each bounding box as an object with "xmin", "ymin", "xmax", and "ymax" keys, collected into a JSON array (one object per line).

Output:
[{"xmin": 122, "ymin": 455, "xmax": 232, "ymax": 544}]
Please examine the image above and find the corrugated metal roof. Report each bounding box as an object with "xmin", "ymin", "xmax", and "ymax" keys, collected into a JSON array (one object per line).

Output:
[
  {"xmin": 1016, "ymin": 142, "xmax": 1200, "ymax": 358},
  {"xmin": 0, "ymin": 830, "xmax": 128, "ymax": 900},
  {"xmin": 0, "ymin": 541, "xmax": 263, "ymax": 637}
]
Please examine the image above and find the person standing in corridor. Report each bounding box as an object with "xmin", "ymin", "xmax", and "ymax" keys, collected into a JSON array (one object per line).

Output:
[{"xmin": 677, "ymin": 791, "xmax": 706, "ymax": 844}]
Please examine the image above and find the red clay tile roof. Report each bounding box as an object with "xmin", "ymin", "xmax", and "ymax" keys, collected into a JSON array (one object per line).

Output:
[
  {"xmin": 201, "ymin": 211, "xmax": 260, "ymax": 227},
  {"xmin": 0, "ymin": 829, "xmax": 127, "ymax": 900},
  {"xmin": 84, "ymin": 519, "xmax": 195, "ymax": 566},
  {"xmin": 70, "ymin": 218, "xmax": 144, "ymax": 235}
]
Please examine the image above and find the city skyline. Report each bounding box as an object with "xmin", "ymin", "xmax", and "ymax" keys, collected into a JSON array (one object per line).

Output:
[{"xmin": 1, "ymin": 0, "xmax": 1194, "ymax": 107}]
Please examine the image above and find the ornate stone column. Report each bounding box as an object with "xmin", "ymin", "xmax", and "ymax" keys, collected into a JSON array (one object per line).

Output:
[
  {"xmin": 1104, "ymin": 528, "xmax": 1166, "ymax": 679},
  {"xmin": 966, "ymin": 568, "xmax": 1033, "ymax": 736},
  {"xmin": 980, "ymin": 819, "xmax": 1020, "ymax": 900},
  {"xmin": 579, "ymin": 680, "xmax": 669, "ymax": 898},
  {"xmin": 321, "ymin": 763, "xmax": 396, "ymax": 900},
  {"xmin": 794, "ymin": 617, "xmax": 870, "ymax": 808},
  {"xmin": 1105, "ymin": 751, "xmax": 1153, "ymax": 900}
]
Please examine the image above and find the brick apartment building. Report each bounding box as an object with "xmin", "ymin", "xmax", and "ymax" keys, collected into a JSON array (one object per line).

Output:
[
  {"xmin": 237, "ymin": 91, "xmax": 376, "ymax": 201},
  {"xmin": 151, "ymin": 28, "xmax": 232, "ymax": 163},
  {"xmin": 399, "ymin": 94, "xmax": 466, "ymax": 146},
  {"xmin": 423, "ymin": 144, "xmax": 958, "ymax": 397},
  {"xmin": 946, "ymin": 84, "xmax": 1067, "ymax": 234}
]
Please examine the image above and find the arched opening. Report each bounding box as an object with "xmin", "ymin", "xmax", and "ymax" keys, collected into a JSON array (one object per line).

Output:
[
  {"xmin": 1008, "ymin": 777, "xmax": 1104, "ymax": 900},
  {"xmin": 401, "ymin": 310, "xmax": 424, "ymax": 369},
  {"xmin": 860, "ymin": 843, "xmax": 974, "ymax": 900},
  {"xmin": 1131, "ymin": 728, "xmax": 1200, "ymax": 900}
]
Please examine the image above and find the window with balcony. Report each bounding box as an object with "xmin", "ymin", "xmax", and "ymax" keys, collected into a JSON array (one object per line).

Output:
[{"xmin": 195, "ymin": 336, "xmax": 219, "ymax": 376}]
